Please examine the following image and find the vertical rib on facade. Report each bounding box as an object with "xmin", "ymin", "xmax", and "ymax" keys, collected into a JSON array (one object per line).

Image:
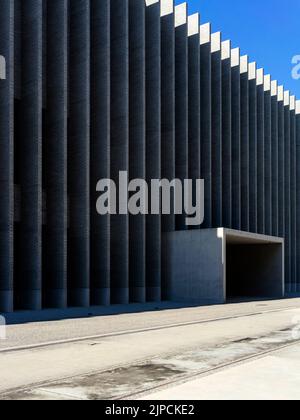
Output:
[
  {"xmin": 18, "ymin": 0, "xmax": 43, "ymax": 310},
  {"xmin": 0, "ymin": 0, "xmax": 299, "ymax": 313},
  {"xmin": 0, "ymin": 0, "xmax": 14, "ymax": 312},
  {"xmin": 68, "ymin": 0, "xmax": 91, "ymax": 307},
  {"xmin": 145, "ymin": 0, "xmax": 161, "ymax": 302},
  {"xmin": 44, "ymin": 0, "xmax": 68, "ymax": 309}
]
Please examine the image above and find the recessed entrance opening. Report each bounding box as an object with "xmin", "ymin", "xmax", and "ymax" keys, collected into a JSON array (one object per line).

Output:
[
  {"xmin": 163, "ymin": 228, "xmax": 285, "ymax": 305},
  {"xmin": 225, "ymin": 232, "xmax": 284, "ymax": 301}
]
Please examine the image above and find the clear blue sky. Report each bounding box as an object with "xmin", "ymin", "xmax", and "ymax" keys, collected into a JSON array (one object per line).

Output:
[{"xmin": 175, "ymin": 0, "xmax": 300, "ymax": 97}]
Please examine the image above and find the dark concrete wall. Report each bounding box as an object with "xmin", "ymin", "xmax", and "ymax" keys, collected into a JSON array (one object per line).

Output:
[
  {"xmin": 0, "ymin": 0, "xmax": 14, "ymax": 312},
  {"xmin": 44, "ymin": 0, "xmax": 68, "ymax": 309},
  {"xmin": 0, "ymin": 0, "xmax": 299, "ymax": 313},
  {"xmin": 68, "ymin": 0, "xmax": 91, "ymax": 307},
  {"xmin": 145, "ymin": 0, "xmax": 161, "ymax": 302}
]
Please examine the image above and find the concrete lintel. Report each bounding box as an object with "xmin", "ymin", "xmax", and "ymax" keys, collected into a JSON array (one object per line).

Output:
[
  {"xmin": 221, "ymin": 40, "xmax": 231, "ymax": 60},
  {"xmin": 231, "ymin": 47, "xmax": 240, "ymax": 67},
  {"xmin": 248, "ymin": 62, "xmax": 256, "ymax": 80},
  {"xmin": 278, "ymin": 85, "xmax": 284, "ymax": 101},
  {"xmin": 175, "ymin": 2, "xmax": 187, "ymax": 27},
  {"xmin": 200, "ymin": 23, "xmax": 211, "ymax": 45},
  {"xmin": 264, "ymin": 74, "xmax": 271, "ymax": 91},
  {"xmin": 218, "ymin": 228, "xmax": 284, "ymax": 245},
  {"xmin": 160, "ymin": 0, "xmax": 173, "ymax": 17},
  {"xmin": 240, "ymin": 55, "xmax": 248, "ymax": 74},
  {"xmin": 211, "ymin": 31, "xmax": 221, "ymax": 53},
  {"xmin": 271, "ymin": 80, "xmax": 278, "ymax": 96},
  {"xmin": 188, "ymin": 13, "xmax": 199, "ymax": 36}
]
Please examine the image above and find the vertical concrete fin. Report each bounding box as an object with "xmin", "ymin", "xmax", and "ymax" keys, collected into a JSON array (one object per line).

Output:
[
  {"xmin": 110, "ymin": 0, "xmax": 129, "ymax": 304},
  {"xmin": 44, "ymin": 0, "xmax": 68, "ymax": 309},
  {"xmin": 296, "ymin": 100, "xmax": 300, "ymax": 292},
  {"xmin": 0, "ymin": 0, "xmax": 14, "ymax": 312},
  {"xmin": 145, "ymin": 0, "xmax": 161, "ymax": 302},
  {"xmin": 290, "ymin": 95, "xmax": 297, "ymax": 291},
  {"xmin": 284, "ymin": 90, "xmax": 291, "ymax": 292},
  {"xmin": 18, "ymin": 0, "xmax": 43, "ymax": 310},
  {"xmin": 271, "ymin": 80, "xmax": 279, "ymax": 238},
  {"xmin": 256, "ymin": 68, "xmax": 265, "ymax": 234},
  {"xmin": 175, "ymin": 2, "xmax": 188, "ymax": 230},
  {"xmin": 161, "ymin": 0, "xmax": 175, "ymax": 234},
  {"xmin": 211, "ymin": 32, "xmax": 222, "ymax": 227},
  {"xmin": 129, "ymin": 0, "xmax": 146, "ymax": 303},
  {"xmin": 264, "ymin": 74, "xmax": 272, "ymax": 235},
  {"xmin": 221, "ymin": 41, "xmax": 232, "ymax": 228},
  {"xmin": 161, "ymin": 0, "xmax": 175, "ymax": 299},
  {"xmin": 188, "ymin": 13, "xmax": 201, "ymax": 229},
  {"xmin": 231, "ymin": 48, "xmax": 241, "ymax": 230},
  {"xmin": 248, "ymin": 62, "xmax": 258, "ymax": 232},
  {"xmin": 240, "ymin": 55, "xmax": 250, "ymax": 231},
  {"xmin": 91, "ymin": 0, "xmax": 110, "ymax": 306},
  {"xmin": 277, "ymin": 85, "xmax": 285, "ymax": 240},
  {"xmin": 200, "ymin": 23, "xmax": 212, "ymax": 228},
  {"xmin": 68, "ymin": 0, "xmax": 91, "ymax": 307}
]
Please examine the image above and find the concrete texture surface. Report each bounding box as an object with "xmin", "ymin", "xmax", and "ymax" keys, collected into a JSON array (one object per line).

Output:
[
  {"xmin": 248, "ymin": 62, "xmax": 258, "ymax": 233},
  {"xmin": 90, "ymin": 0, "xmax": 110, "ymax": 306},
  {"xmin": 68, "ymin": 0, "xmax": 91, "ymax": 307},
  {"xmin": 129, "ymin": 0, "xmax": 146, "ymax": 303},
  {"xmin": 231, "ymin": 48, "xmax": 241, "ymax": 231},
  {"xmin": 0, "ymin": 0, "xmax": 14, "ymax": 313},
  {"xmin": 142, "ymin": 343, "xmax": 300, "ymax": 401},
  {"xmin": 240, "ymin": 56, "xmax": 249, "ymax": 232},
  {"xmin": 110, "ymin": 0, "xmax": 129, "ymax": 304},
  {"xmin": 145, "ymin": 0, "xmax": 161, "ymax": 302},
  {"xmin": 221, "ymin": 40, "xmax": 232, "ymax": 228},
  {"xmin": 44, "ymin": 0, "xmax": 68, "ymax": 309},
  {"xmin": 257, "ymin": 68, "xmax": 265, "ymax": 235},
  {"xmin": 200, "ymin": 23, "xmax": 212, "ymax": 229},
  {"xmin": 18, "ymin": 0, "xmax": 43, "ymax": 311},
  {"xmin": 175, "ymin": 3, "xmax": 188, "ymax": 231},
  {"xmin": 0, "ymin": 299, "xmax": 300, "ymax": 399},
  {"xmin": 188, "ymin": 13, "xmax": 201, "ymax": 227}
]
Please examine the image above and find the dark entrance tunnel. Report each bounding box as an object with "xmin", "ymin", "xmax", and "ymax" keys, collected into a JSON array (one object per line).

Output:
[{"xmin": 226, "ymin": 243, "xmax": 284, "ymax": 300}]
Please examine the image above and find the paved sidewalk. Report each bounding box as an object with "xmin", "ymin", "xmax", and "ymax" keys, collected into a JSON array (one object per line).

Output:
[
  {"xmin": 142, "ymin": 343, "xmax": 300, "ymax": 400},
  {"xmin": 0, "ymin": 300, "xmax": 299, "ymax": 399},
  {"xmin": 1, "ymin": 298, "xmax": 300, "ymax": 349}
]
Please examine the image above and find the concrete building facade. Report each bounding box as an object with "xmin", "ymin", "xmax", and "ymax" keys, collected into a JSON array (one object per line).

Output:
[{"xmin": 0, "ymin": 0, "xmax": 299, "ymax": 313}]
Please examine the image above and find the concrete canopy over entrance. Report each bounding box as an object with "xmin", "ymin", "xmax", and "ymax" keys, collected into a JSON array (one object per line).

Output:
[{"xmin": 163, "ymin": 228, "xmax": 285, "ymax": 304}]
